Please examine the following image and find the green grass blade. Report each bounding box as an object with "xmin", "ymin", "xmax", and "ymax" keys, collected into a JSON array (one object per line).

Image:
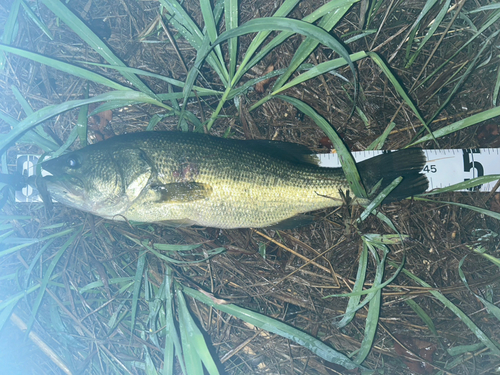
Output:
[
  {"xmin": 176, "ymin": 288, "xmax": 220, "ymax": 375},
  {"xmin": 0, "ymin": 283, "xmax": 41, "ymax": 312},
  {"xmin": 185, "ymin": 17, "xmax": 358, "ymax": 130},
  {"xmin": 25, "ymin": 226, "xmax": 81, "ymax": 336},
  {"xmin": 78, "ymin": 277, "xmax": 135, "ymax": 293},
  {"xmin": 181, "ymin": 285, "xmax": 366, "ymax": 371},
  {"xmin": 200, "ymin": 0, "xmax": 226, "ymax": 76},
  {"xmin": 0, "ymin": 298, "xmax": 18, "ymax": 334},
  {"xmin": 359, "ymin": 177, "xmax": 402, "ymax": 222},
  {"xmin": 161, "ymin": 275, "xmax": 174, "ymax": 375},
  {"xmin": 273, "ymin": 51, "xmax": 367, "ymax": 95},
  {"xmin": 191, "ymin": 0, "xmax": 308, "ymax": 130},
  {"xmin": 10, "ymin": 85, "xmax": 57, "ymax": 145},
  {"xmin": 0, "ymin": 215, "xmax": 32, "ymax": 220},
  {"xmin": 366, "ymin": 0, "xmax": 385, "ymax": 27},
  {"xmin": 414, "ymin": 9, "xmax": 500, "ymax": 93},
  {"xmin": 343, "ymin": 29, "xmax": 377, "ymax": 44},
  {"xmin": 0, "ymin": 0, "xmax": 21, "ymax": 71},
  {"xmin": 0, "ymin": 230, "xmax": 17, "ymax": 243},
  {"xmin": 147, "ymin": 114, "xmax": 167, "ymax": 132},
  {"xmin": 394, "ymin": 262, "xmax": 500, "ymax": 356},
  {"xmin": 144, "ymin": 346, "xmax": 159, "ymax": 375},
  {"xmin": 107, "ymin": 300, "xmax": 129, "ymax": 333},
  {"xmin": 355, "ymin": 106, "xmax": 370, "ymax": 128},
  {"xmin": 465, "ymin": 3, "xmax": 500, "ymax": 13},
  {"xmin": 405, "ymin": 298, "xmax": 439, "ymax": 337},
  {"xmin": 366, "ymin": 122, "xmax": 395, "ymax": 150},
  {"xmin": 458, "ymin": 256, "xmax": 500, "ymax": 321},
  {"xmin": 24, "ymin": 238, "xmax": 56, "ymax": 289},
  {"xmin": 51, "ymin": 127, "xmax": 78, "ymax": 158},
  {"xmin": 157, "ymin": 105, "xmax": 204, "ymax": 130},
  {"xmin": 403, "ymin": 0, "xmax": 440, "ymax": 61},
  {"xmin": 232, "ymin": 0, "xmax": 303, "ymax": 83},
  {"xmin": 0, "ymin": 272, "xmax": 16, "ymax": 281},
  {"xmin": 76, "ymin": 92, "xmax": 89, "ymax": 147},
  {"xmin": 0, "ymin": 91, "xmax": 172, "ymax": 155},
  {"xmin": 126, "ymin": 236, "xmax": 225, "ymax": 264},
  {"xmin": 0, "ymin": 105, "xmax": 59, "ymax": 152},
  {"xmin": 366, "ymin": 52, "xmax": 437, "ymax": 146},
  {"xmin": 82, "ymin": 61, "xmax": 223, "ymax": 95},
  {"xmin": 326, "ymin": 248, "xmax": 404, "ymax": 299},
  {"xmin": 275, "ymin": 95, "xmax": 367, "ymax": 198},
  {"xmin": 272, "ymin": 2, "xmax": 356, "ymax": 93},
  {"xmin": 40, "ymin": 0, "xmax": 156, "ymax": 98},
  {"xmin": 153, "ymin": 243, "xmax": 202, "ymax": 251},
  {"xmin": 89, "ymin": 101, "xmax": 142, "ymax": 115},
  {"xmin": 409, "ymin": 106, "xmax": 500, "ymax": 146},
  {"xmin": 405, "ymin": 0, "xmax": 451, "ymax": 68},
  {"xmin": 224, "ymin": 0, "xmax": 238, "ymax": 80},
  {"xmin": 228, "ymin": 67, "xmax": 288, "ymax": 99},
  {"xmin": 239, "ymin": 0, "xmax": 351, "ymax": 83},
  {"xmin": 176, "ymin": 289, "xmax": 205, "ymax": 374},
  {"xmin": 164, "ymin": 267, "xmax": 186, "ymax": 375},
  {"xmin": 355, "ymin": 290, "xmax": 381, "ymax": 364},
  {"xmin": 473, "ymin": 246, "xmax": 500, "ymax": 270},
  {"xmin": 20, "ymin": 0, "xmax": 53, "ymax": 40},
  {"xmin": 422, "ymin": 175, "xmax": 500, "ymax": 195},
  {"xmin": 493, "ymin": 59, "xmax": 500, "ymax": 106},
  {"xmin": 425, "ymin": 29, "xmax": 500, "ymax": 127},
  {"xmin": 447, "ymin": 342, "xmax": 485, "ymax": 357},
  {"xmin": 0, "ymin": 44, "xmax": 130, "ymax": 90},
  {"xmin": 160, "ymin": 0, "xmax": 201, "ymax": 41},
  {"xmin": 167, "ymin": 84, "xmax": 189, "ymax": 131},
  {"xmin": 0, "ymin": 228, "xmax": 74, "ymax": 259},
  {"xmin": 415, "ymin": 197, "xmax": 500, "ymax": 221},
  {"xmin": 354, "ymin": 240, "xmax": 387, "ymax": 364},
  {"xmin": 373, "ymin": 216, "xmax": 403, "ymax": 240},
  {"xmin": 159, "ymin": 0, "xmax": 228, "ymax": 85},
  {"xmin": 131, "ymin": 250, "xmax": 146, "ymax": 333},
  {"xmin": 332, "ymin": 243, "xmax": 367, "ymax": 328}
]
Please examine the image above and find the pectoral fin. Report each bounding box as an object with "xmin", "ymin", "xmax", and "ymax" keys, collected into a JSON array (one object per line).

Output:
[{"xmin": 152, "ymin": 182, "xmax": 212, "ymax": 203}]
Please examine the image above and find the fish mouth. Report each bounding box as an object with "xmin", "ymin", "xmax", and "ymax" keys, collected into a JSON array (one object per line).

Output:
[{"xmin": 43, "ymin": 175, "xmax": 86, "ymax": 206}]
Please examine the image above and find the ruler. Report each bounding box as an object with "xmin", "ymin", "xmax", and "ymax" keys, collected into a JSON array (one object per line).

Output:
[
  {"xmin": 13, "ymin": 149, "xmax": 500, "ymax": 202},
  {"xmin": 15, "ymin": 155, "xmax": 43, "ymax": 202},
  {"xmin": 318, "ymin": 148, "xmax": 500, "ymax": 192}
]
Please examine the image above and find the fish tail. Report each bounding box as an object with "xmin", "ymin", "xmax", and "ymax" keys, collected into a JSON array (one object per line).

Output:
[{"xmin": 356, "ymin": 149, "xmax": 428, "ymax": 202}]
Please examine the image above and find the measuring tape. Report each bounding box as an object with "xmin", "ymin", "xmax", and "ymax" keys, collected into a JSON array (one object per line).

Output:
[
  {"xmin": 319, "ymin": 149, "xmax": 500, "ymax": 192},
  {"xmin": 13, "ymin": 149, "xmax": 500, "ymax": 202}
]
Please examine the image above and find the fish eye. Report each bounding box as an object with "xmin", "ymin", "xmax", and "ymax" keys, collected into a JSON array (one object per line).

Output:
[{"xmin": 67, "ymin": 157, "xmax": 80, "ymax": 169}]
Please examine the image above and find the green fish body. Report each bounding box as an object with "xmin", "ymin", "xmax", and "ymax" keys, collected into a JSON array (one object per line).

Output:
[{"xmin": 41, "ymin": 132, "xmax": 428, "ymax": 229}]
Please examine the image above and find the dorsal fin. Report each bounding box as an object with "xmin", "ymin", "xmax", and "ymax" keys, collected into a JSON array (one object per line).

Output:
[{"xmin": 243, "ymin": 140, "xmax": 319, "ymax": 165}]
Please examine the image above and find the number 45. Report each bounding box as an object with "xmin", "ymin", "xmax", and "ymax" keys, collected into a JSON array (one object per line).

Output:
[{"xmin": 422, "ymin": 165, "xmax": 437, "ymax": 173}]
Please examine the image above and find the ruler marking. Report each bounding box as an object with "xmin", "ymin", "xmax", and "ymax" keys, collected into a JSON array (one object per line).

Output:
[{"xmin": 317, "ymin": 149, "xmax": 500, "ymax": 193}]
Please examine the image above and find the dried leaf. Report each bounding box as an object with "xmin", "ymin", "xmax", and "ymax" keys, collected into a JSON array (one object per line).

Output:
[
  {"xmin": 255, "ymin": 65, "xmax": 275, "ymax": 93},
  {"xmin": 393, "ymin": 336, "xmax": 436, "ymax": 374}
]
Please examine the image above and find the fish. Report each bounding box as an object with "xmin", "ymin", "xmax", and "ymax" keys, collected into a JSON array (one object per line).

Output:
[{"xmin": 40, "ymin": 131, "xmax": 428, "ymax": 229}]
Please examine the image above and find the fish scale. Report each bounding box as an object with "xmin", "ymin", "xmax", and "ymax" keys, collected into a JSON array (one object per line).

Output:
[{"xmin": 41, "ymin": 132, "xmax": 428, "ymax": 229}]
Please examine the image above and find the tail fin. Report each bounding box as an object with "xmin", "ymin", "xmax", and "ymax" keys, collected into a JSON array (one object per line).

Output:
[{"xmin": 357, "ymin": 149, "xmax": 428, "ymax": 203}]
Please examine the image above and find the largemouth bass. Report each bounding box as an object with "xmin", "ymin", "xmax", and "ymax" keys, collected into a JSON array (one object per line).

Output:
[{"xmin": 41, "ymin": 131, "xmax": 428, "ymax": 229}]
